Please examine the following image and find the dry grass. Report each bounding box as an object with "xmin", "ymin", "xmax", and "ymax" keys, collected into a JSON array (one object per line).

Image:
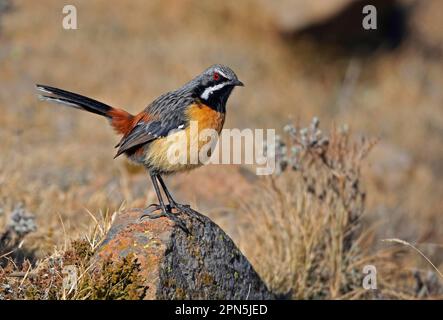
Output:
[
  {"xmin": 237, "ymin": 120, "xmax": 375, "ymax": 299},
  {"xmin": 0, "ymin": 207, "xmax": 146, "ymax": 300},
  {"xmin": 237, "ymin": 119, "xmax": 443, "ymax": 299}
]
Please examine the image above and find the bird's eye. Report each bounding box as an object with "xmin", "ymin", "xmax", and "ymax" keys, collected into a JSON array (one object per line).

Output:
[{"xmin": 213, "ymin": 72, "xmax": 220, "ymax": 81}]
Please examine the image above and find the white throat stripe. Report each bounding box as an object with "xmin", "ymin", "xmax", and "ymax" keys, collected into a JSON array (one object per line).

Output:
[{"xmin": 201, "ymin": 82, "xmax": 228, "ymax": 100}]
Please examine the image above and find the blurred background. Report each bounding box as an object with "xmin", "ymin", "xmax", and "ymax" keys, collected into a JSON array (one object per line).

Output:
[{"xmin": 1, "ymin": 0, "xmax": 443, "ymax": 298}]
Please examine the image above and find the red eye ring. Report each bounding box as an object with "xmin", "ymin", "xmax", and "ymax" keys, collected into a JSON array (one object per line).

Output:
[{"xmin": 213, "ymin": 72, "xmax": 220, "ymax": 81}]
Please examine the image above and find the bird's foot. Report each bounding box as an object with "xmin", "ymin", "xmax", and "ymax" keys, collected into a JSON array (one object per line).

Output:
[
  {"xmin": 139, "ymin": 203, "xmax": 189, "ymax": 234},
  {"xmin": 138, "ymin": 203, "xmax": 170, "ymax": 219}
]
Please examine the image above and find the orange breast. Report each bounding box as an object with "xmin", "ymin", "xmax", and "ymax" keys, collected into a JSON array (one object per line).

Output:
[{"xmin": 185, "ymin": 103, "xmax": 225, "ymax": 133}]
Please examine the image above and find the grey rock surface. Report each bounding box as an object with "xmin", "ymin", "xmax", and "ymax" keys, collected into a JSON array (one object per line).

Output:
[{"xmin": 95, "ymin": 207, "xmax": 273, "ymax": 300}]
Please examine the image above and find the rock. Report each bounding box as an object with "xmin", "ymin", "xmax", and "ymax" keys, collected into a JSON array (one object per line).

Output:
[
  {"xmin": 258, "ymin": 0, "xmax": 354, "ymax": 32},
  {"xmin": 259, "ymin": 0, "xmax": 411, "ymax": 51},
  {"xmin": 264, "ymin": 0, "xmax": 410, "ymax": 53},
  {"xmin": 94, "ymin": 207, "xmax": 273, "ymax": 300}
]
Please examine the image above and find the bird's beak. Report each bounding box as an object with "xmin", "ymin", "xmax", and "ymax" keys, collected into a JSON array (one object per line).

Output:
[{"xmin": 233, "ymin": 79, "xmax": 244, "ymax": 87}]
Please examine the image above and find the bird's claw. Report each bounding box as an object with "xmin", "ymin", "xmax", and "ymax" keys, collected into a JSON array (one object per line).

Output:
[{"xmin": 139, "ymin": 204, "xmax": 190, "ymax": 234}]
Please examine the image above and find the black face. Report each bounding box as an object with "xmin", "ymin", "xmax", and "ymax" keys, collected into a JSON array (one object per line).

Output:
[{"xmin": 193, "ymin": 65, "xmax": 244, "ymax": 112}]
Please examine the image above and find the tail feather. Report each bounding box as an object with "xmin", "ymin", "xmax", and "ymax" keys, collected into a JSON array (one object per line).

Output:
[
  {"xmin": 36, "ymin": 84, "xmax": 135, "ymax": 135},
  {"xmin": 36, "ymin": 84, "xmax": 113, "ymax": 118}
]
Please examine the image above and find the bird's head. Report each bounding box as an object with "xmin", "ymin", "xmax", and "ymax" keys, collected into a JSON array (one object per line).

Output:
[{"xmin": 191, "ymin": 64, "xmax": 244, "ymax": 112}]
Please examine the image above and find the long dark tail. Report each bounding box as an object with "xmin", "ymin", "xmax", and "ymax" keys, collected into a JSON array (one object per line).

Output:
[
  {"xmin": 36, "ymin": 84, "xmax": 114, "ymax": 118},
  {"xmin": 36, "ymin": 84, "xmax": 134, "ymax": 135}
]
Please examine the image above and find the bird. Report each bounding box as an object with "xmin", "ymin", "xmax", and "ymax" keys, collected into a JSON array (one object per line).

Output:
[{"xmin": 36, "ymin": 64, "xmax": 243, "ymax": 231}]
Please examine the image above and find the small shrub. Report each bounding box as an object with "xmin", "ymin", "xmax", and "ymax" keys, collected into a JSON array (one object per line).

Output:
[{"xmin": 238, "ymin": 118, "xmax": 376, "ymax": 299}]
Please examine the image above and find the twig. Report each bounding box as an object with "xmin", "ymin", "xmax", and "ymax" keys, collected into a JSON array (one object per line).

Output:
[
  {"xmin": 382, "ymin": 238, "xmax": 443, "ymax": 279},
  {"xmin": 0, "ymin": 249, "xmax": 14, "ymax": 260},
  {"xmin": 19, "ymin": 263, "xmax": 32, "ymax": 287}
]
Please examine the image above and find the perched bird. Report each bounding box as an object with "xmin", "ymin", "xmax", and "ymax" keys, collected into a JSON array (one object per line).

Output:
[{"xmin": 36, "ymin": 64, "xmax": 243, "ymax": 230}]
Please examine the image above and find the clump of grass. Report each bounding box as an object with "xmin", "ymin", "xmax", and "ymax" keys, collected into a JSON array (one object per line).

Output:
[
  {"xmin": 0, "ymin": 207, "xmax": 145, "ymax": 300},
  {"xmin": 238, "ymin": 118, "xmax": 376, "ymax": 299}
]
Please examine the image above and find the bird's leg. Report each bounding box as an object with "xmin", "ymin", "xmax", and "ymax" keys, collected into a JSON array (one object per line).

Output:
[
  {"xmin": 156, "ymin": 175, "xmax": 189, "ymax": 209},
  {"xmin": 156, "ymin": 175, "xmax": 205, "ymax": 223},
  {"xmin": 140, "ymin": 174, "xmax": 169, "ymax": 218},
  {"xmin": 139, "ymin": 173, "xmax": 189, "ymax": 233}
]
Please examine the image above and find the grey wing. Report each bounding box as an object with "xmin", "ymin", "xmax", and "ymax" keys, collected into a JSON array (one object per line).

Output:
[
  {"xmin": 114, "ymin": 91, "xmax": 193, "ymax": 158},
  {"xmin": 145, "ymin": 89, "xmax": 195, "ymax": 121}
]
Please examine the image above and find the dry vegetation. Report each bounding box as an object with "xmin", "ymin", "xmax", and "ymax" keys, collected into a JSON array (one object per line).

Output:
[
  {"xmin": 1, "ymin": 0, "xmax": 443, "ymax": 299},
  {"xmin": 238, "ymin": 119, "xmax": 374, "ymax": 299},
  {"xmin": 1, "ymin": 208, "xmax": 148, "ymax": 300}
]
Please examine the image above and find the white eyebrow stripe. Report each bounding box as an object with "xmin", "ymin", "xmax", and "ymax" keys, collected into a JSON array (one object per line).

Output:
[
  {"xmin": 215, "ymin": 68, "xmax": 229, "ymax": 79},
  {"xmin": 200, "ymin": 82, "xmax": 229, "ymax": 100}
]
